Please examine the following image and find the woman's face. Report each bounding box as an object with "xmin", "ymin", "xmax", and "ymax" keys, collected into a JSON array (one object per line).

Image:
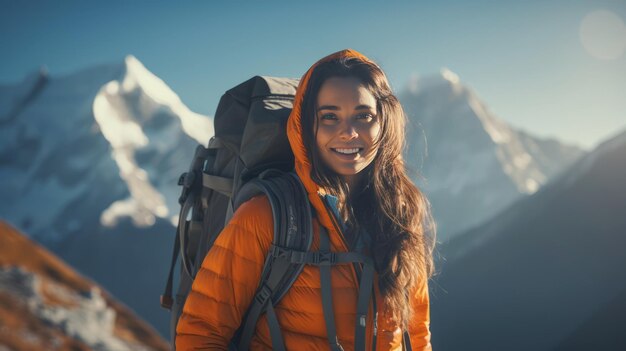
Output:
[{"xmin": 315, "ymin": 76, "xmax": 381, "ymax": 188}]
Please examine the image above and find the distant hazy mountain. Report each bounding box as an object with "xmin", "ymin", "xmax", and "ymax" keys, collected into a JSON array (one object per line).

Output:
[
  {"xmin": 399, "ymin": 70, "xmax": 584, "ymax": 240},
  {"xmin": 0, "ymin": 56, "xmax": 212, "ymax": 337},
  {"xmin": 0, "ymin": 221, "xmax": 168, "ymax": 351},
  {"xmin": 430, "ymin": 129, "xmax": 626, "ymax": 350}
]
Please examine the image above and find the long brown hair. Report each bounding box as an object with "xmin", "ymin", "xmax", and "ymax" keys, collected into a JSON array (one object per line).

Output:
[{"xmin": 300, "ymin": 55, "xmax": 435, "ymax": 327}]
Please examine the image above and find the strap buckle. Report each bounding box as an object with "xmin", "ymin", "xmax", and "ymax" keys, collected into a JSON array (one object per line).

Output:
[
  {"xmin": 315, "ymin": 252, "xmax": 336, "ymax": 265},
  {"xmin": 269, "ymin": 245, "xmax": 288, "ymax": 259},
  {"xmin": 254, "ymin": 284, "xmax": 273, "ymax": 306}
]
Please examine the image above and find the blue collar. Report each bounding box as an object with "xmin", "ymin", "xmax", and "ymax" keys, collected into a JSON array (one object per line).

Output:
[{"xmin": 321, "ymin": 194, "xmax": 372, "ymax": 252}]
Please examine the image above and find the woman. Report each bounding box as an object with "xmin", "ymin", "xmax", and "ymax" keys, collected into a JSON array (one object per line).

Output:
[{"xmin": 176, "ymin": 49, "xmax": 435, "ymax": 350}]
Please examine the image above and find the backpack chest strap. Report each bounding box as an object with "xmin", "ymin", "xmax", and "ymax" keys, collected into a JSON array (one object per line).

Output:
[
  {"xmin": 269, "ymin": 245, "xmax": 373, "ymax": 266},
  {"xmin": 240, "ymin": 228, "xmax": 376, "ymax": 350}
]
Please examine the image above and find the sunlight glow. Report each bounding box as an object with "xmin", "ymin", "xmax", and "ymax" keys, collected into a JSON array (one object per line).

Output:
[{"xmin": 580, "ymin": 10, "xmax": 626, "ymax": 60}]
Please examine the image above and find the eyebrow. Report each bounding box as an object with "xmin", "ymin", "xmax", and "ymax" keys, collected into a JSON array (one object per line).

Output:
[{"xmin": 316, "ymin": 104, "xmax": 374, "ymax": 112}]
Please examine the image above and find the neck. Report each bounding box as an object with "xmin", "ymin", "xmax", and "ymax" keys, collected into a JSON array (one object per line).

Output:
[{"xmin": 342, "ymin": 174, "xmax": 363, "ymax": 201}]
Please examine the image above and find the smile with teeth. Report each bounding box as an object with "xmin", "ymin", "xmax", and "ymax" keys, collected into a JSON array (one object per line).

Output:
[{"xmin": 332, "ymin": 147, "xmax": 362, "ymax": 155}]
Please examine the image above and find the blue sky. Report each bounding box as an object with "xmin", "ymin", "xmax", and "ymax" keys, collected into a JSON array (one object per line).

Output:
[{"xmin": 1, "ymin": 0, "xmax": 625, "ymax": 148}]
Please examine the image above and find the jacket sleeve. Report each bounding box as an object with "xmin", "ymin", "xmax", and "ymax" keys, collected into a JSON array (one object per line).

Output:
[
  {"xmin": 408, "ymin": 277, "xmax": 432, "ymax": 351},
  {"xmin": 175, "ymin": 195, "xmax": 274, "ymax": 350}
]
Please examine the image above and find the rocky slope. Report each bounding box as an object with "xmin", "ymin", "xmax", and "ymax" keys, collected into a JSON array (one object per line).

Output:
[{"xmin": 0, "ymin": 221, "xmax": 169, "ymax": 351}]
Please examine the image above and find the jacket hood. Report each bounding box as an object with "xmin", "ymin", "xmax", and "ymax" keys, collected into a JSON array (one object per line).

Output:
[{"xmin": 286, "ymin": 49, "xmax": 376, "ymax": 248}]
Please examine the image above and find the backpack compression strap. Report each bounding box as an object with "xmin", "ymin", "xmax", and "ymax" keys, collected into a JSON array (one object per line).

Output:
[{"xmin": 161, "ymin": 144, "xmax": 211, "ymax": 310}]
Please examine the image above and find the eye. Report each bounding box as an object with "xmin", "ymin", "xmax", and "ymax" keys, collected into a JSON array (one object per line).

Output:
[
  {"xmin": 319, "ymin": 113, "xmax": 338, "ymax": 123},
  {"xmin": 356, "ymin": 113, "xmax": 376, "ymax": 122}
]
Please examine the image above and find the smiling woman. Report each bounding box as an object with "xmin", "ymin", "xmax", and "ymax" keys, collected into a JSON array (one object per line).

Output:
[
  {"xmin": 298, "ymin": 53, "xmax": 435, "ymax": 334},
  {"xmin": 176, "ymin": 49, "xmax": 435, "ymax": 350}
]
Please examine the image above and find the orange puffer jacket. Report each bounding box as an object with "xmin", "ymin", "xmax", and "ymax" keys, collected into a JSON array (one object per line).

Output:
[{"xmin": 176, "ymin": 49, "xmax": 432, "ymax": 350}]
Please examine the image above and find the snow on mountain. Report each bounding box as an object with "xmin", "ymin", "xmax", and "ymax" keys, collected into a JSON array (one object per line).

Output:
[
  {"xmin": 0, "ymin": 55, "xmax": 212, "ymax": 242},
  {"xmin": 93, "ymin": 56, "xmax": 212, "ymax": 228},
  {"xmin": 399, "ymin": 69, "xmax": 584, "ymax": 240}
]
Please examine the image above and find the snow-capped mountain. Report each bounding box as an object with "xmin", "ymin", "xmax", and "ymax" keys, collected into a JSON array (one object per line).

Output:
[
  {"xmin": 399, "ymin": 69, "xmax": 584, "ymax": 240},
  {"xmin": 430, "ymin": 128, "xmax": 626, "ymax": 350},
  {"xmin": 0, "ymin": 55, "xmax": 212, "ymax": 242},
  {"xmin": 0, "ymin": 56, "xmax": 212, "ymax": 338}
]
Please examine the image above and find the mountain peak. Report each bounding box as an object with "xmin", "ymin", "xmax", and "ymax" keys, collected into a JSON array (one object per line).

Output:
[
  {"xmin": 116, "ymin": 55, "xmax": 178, "ymax": 106},
  {"xmin": 440, "ymin": 67, "xmax": 460, "ymax": 84},
  {"xmin": 406, "ymin": 68, "xmax": 463, "ymax": 96},
  {"xmin": 124, "ymin": 54, "xmax": 139, "ymax": 65},
  {"xmin": 101, "ymin": 54, "xmax": 213, "ymax": 145}
]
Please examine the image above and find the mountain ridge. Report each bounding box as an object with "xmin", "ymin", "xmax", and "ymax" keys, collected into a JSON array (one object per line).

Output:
[{"xmin": 430, "ymin": 126, "xmax": 626, "ymax": 350}]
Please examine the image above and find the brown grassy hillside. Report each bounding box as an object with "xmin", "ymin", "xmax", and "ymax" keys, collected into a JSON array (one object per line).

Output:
[{"xmin": 0, "ymin": 221, "xmax": 169, "ymax": 351}]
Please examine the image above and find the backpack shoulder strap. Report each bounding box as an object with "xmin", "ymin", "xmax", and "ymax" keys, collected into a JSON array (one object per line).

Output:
[
  {"xmin": 234, "ymin": 170, "xmax": 313, "ymax": 351},
  {"xmin": 233, "ymin": 171, "xmax": 385, "ymax": 350}
]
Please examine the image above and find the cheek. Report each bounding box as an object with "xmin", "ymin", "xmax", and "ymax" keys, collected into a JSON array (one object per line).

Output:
[
  {"xmin": 315, "ymin": 125, "xmax": 333, "ymax": 147},
  {"xmin": 365, "ymin": 123, "xmax": 381, "ymax": 145}
]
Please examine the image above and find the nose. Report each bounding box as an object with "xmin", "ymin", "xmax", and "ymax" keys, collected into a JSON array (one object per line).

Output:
[{"xmin": 339, "ymin": 122, "xmax": 358, "ymax": 140}]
